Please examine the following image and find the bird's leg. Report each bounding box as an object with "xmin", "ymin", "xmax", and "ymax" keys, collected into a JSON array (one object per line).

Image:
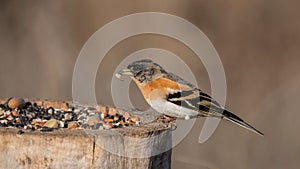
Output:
[
  {"xmin": 155, "ymin": 114, "xmax": 177, "ymax": 130},
  {"xmin": 155, "ymin": 114, "xmax": 177, "ymax": 123}
]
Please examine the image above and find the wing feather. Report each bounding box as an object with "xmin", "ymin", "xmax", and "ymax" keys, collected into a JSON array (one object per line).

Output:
[{"xmin": 163, "ymin": 72, "xmax": 225, "ymax": 117}]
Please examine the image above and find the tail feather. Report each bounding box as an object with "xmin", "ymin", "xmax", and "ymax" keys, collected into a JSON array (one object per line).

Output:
[{"xmin": 222, "ymin": 110, "xmax": 264, "ymax": 136}]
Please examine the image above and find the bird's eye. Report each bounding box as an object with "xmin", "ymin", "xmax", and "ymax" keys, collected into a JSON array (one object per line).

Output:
[
  {"xmin": 135, "ymin": 71, "xmax": 142, "ymax": 77},
  {"xmin": 149, "ymin": 68, "xmax": 155, "ymax": 75}
]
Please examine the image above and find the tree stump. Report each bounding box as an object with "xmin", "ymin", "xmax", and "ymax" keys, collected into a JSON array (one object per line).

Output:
[{"xmin": 0, "ymin": 99, "xmax": 172, "ymax": 169}]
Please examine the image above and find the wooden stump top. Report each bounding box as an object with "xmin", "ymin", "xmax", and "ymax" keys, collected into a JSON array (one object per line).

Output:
[{"xmin": 0, "ymin": 99, "xmax": 172, "ymax": 169}]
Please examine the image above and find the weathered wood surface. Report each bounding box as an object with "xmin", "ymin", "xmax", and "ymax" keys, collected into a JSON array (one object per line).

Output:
[{"xmin": 0, "ymin": 99, "xmax": 172, "ymax": 169}]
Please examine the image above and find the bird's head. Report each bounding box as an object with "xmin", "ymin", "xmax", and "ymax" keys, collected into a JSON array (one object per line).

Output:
[{"xmin": 116, "ymin": 59, "xmax": 167, "ymax": 83}]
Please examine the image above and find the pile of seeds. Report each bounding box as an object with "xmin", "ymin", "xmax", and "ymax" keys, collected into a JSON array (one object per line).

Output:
[{"xmin": 0, "ymin": 98, "xmax": 141, "ymax": 132}]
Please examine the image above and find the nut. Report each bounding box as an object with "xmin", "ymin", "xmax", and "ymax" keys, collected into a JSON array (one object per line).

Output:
[{"xmin": 8, "ymin": 98, "xmax": 25, "ymax": 109}]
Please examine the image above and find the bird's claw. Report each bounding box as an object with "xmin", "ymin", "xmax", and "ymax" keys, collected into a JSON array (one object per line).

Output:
[{"xmin": 155, "ymin": 114, "xmax": 177, "ymax": 130}]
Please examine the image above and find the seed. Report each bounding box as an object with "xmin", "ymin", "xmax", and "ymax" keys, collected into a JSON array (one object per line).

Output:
[
  {"xmin": 123, "ymin": 112, "xmax": 130, "ymax": 121},
  {"xmin": 59, "ymin": 121, "xmax": 64, "ymax": 128},
  {"xmin": 6, "ymin": 115, "xmax": 13, "ymax": 121},
  {"xmin": 119, "ymin": 120, "xmax": 125, "ymax": 126},
  {"xmin": 64, "ymin": 113, "xmax": 73, "ymax": 121},
  {"xmin": 61, "ymin": 103, "xmax": 69, "ymax": 112},
  {"xmin": 68, "ymin": 121, "xmax": 79, "ymax": 129},
  {"xmin": 103, "ymin": 123, "xmax": 113, "ymax": 129},
  {"xmin": 104, "ymin": 118, "xmax": 113, "ymax": 123},
  {"xmin": 11, "ymin": 110, "xmax": 20, "ymax": 117},
  {"xmin": 73, "ymin": 108, "xmax": 80, "ymax": 113},
  {"xmin": 78, "ymin": 114, "xmax": 85, "ymax": 120},
  {"xmin": 32, "ymin": 120, "xmax": 46, "ymax": 127},
  {"xmin": 88, "ymin": 116, "xmax": 99, "ymax": 126},
  {"xmin": 15, "ymin": 118, "xmax": 21, "ymax": 123},
  {"xmin": 46, "ymin": 107, "xmax": 55, "ymax": 115},
  {"xmin": 34, "ymin": 118, "xmax": 42, "ymax": 123},
  {"xmin": 8, "ymin": 97, "xmax": 25, "ymax": 109},
  {"xmin": 128, "ymin": 116, "xmax": 140, "ymax": 125},
  {"xmin": 23, "ymin": 102, "xmax": 32, "ymax": 109},
  {"xmin": 0, "ymin": 119, "xmax": 8, "ymax": 124},
  {"xmin": 108, "ymin": 108, "xmax": 117, "ymax": 116},
  {"xmin": 43, "ymin": 119, "xmax": 59, "ymax": 128},
  {"xmin": 100, "ymin": 112, "xmax": 107, "ymax": 119},
  {"xmin": 113, "ymin": 116, "xmax": 119, "ymax": 122}
]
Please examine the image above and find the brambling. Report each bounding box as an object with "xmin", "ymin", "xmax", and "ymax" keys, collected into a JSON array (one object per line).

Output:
[{"xmin": 116, "ymin": 59, "xmax": 263, "ymax": 136}]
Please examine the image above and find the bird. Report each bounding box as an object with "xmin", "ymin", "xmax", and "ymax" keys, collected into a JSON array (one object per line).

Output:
[{"xmin": 115, "ymin": 59, "xmax": 264, "ymax": 136}]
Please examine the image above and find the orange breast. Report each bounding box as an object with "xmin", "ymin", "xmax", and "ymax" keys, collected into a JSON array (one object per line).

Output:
[{"xmin": 133, "ymin": 78, "xmax": 181, "ymax": 100}]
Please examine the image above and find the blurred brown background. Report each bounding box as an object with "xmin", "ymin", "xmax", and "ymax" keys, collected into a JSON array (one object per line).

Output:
[{"xmin": 1, "ymin": 1, "xmax": 300, "ymax": 169}]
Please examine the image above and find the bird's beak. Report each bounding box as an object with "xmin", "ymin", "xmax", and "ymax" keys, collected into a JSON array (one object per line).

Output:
[{"xmin": 115, "ymin": 68, "xmax": 133, "ymax": 81}]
